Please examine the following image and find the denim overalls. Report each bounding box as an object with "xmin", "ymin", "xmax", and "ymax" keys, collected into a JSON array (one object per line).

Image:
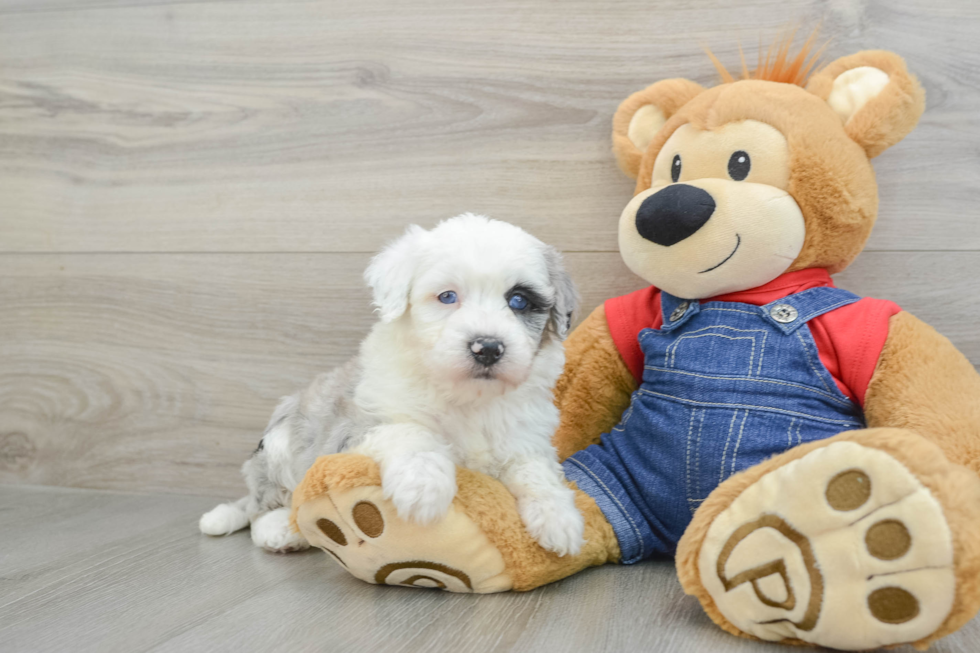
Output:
[{"xmin": 563, "ymin": 286, "xmax": 866, "ymax": 563}]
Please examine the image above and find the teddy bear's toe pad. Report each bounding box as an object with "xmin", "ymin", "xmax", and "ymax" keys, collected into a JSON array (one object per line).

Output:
[
  {"xmin": 698, "ymin": 440, "xmax": 955, "ymax": 650},
  {"xmin": 295, "ymin": 485, "xmax": 513, "ymax": 593}
]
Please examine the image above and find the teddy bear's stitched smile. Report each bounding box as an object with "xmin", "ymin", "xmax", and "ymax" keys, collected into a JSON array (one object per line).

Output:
[{"xmin": 699, "ymin": 233, "xmax": 741, "ymax": 274}]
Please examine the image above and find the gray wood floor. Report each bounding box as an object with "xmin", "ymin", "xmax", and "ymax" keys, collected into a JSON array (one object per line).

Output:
[{"xmin": 1, "ymin": 484, "xmax": 977, "ymax": 653}]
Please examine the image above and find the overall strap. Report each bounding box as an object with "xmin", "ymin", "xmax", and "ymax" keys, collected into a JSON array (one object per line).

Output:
[
  {"xmin": 760, "ymin": 286, "xmax": 861, "ymax": 334},
  {"xmin": 658, "ymin": 292, "xmax": 701, "ymax": 332}
]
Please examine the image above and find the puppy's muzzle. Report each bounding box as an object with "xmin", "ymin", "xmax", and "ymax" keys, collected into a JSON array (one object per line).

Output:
[
  {"xmin": 636, "ymin": 184, "xmax": 716, "ymax": 246},
  {"xmin": 469, "ymin": 337, "xmax": 504, "ymax": 367}
]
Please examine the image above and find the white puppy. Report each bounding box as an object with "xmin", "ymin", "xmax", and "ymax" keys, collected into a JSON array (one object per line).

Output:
[{"xmin": 200, "ymin": 214, "xmax": 585, "ymax": 557}]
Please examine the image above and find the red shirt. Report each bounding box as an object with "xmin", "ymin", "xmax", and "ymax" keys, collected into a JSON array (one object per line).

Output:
[{"xmin": 604, "ymin": 268, "xmax": 900, "ymax": 407}]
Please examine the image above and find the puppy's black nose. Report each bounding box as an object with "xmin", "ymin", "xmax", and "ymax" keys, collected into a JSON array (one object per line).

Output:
[
  {"xmin": 635, "ymin": 184, "xmax": 716, "ymax": 246},
  {"xmin": 469, "ymin": 338, "xmax": 504, "ymax": 367}
]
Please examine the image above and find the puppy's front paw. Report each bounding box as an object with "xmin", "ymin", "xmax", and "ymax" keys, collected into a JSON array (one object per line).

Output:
[
  {"xmin": 382, "ymin": 452, "xmax": 457, "ymax": 525},
  {"xmin": 518, "ymin": 488, "xmax": 585, "ymax": 557}
]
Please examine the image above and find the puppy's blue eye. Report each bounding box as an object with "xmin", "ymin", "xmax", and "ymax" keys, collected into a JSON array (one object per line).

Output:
[
  {"xmin": 438, "ymin": 291, "xmax": 457, "ymax": 304},
  {"xmin": 508, "ymin": 294, "xmax": 529, "ymax": 310}
]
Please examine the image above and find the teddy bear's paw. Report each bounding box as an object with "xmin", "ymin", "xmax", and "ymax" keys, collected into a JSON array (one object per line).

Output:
[
  {"xmin": 697, "ymin": 440, "xmax": 961, "ymax": 650},
  {"xmin": 295, "ymin": 484, "xmax": 514, "ymax": 593}
]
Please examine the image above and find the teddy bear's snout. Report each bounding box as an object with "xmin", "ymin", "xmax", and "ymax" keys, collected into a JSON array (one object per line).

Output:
[{"xmin": 635, "ymin": 184, "xmax": 716, "ymax": 247}]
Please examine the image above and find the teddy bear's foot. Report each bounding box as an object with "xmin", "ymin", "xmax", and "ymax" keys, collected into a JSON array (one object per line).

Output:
[
  {"xmin": 291, "ymin": 453, "xmax": 620, "ymax": 593},
  {"xmin": 294, "ymin": 467, "xmax": 512, "ymax": 593},
  {"xmin": 677, "ymin": 428, "xmax": 980, "ymax": 651}
]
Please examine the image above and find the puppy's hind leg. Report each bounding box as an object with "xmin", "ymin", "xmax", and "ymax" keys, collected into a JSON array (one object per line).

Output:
[
  {"xmin": 239, "ymin": 402, "xmax": 310, "ymax": 552},
  {"xmin": 199, "ymin": 436, "xmax": 274, "ymax": 537},
  {"xmin": 251, "ymin": 506, "xmax": 310, "ymax": 553},
  {"xmin": 200, "ymin": 496, "xmax": 251, "ymax": 536}
]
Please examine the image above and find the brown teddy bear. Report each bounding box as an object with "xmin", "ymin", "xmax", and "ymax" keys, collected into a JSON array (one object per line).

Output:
[{"xmin": 290, "ymin": 42, "xmax": 980, "ymax": 650}]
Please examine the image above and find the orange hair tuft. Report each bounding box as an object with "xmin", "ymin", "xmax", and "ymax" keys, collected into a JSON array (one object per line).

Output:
[{"xmin": 706, "ymin": 28, "xmax": 828, "ymax": 87}]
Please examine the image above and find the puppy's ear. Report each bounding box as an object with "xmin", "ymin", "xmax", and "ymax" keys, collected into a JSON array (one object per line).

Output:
[
  {"xmin": 806, "ymin": 50, "xmax": 925, "ymax": 158},
  {"xmin": 612, "ymin": 78, "xmax": 705, "ymax": 179},
  {"xmin": 364, "ymin": 225, "xmax": 427, "ymax": 322},
  {"xmin": 542, "ymin": 245, "xmax": 579, "ymax": 339}
]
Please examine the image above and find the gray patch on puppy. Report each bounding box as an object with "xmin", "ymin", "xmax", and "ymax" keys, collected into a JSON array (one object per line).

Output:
[{"xmin": 542, "ymin": 244, "xmax": 580, "ymax": 340}]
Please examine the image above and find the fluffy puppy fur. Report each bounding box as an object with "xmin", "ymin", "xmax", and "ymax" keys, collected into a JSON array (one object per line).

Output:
[{"xmin": 200, "ymin": 214, "xmax": 585, "ymax": 556}]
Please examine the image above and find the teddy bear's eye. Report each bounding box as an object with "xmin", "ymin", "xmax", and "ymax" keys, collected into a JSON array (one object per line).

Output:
[
  {"xmin": 728, "ymin": 151, "xmax": 751, "ymax": 181},
  {"xmin": 671, "ymin": 154, "xmax": 682, "ymax": 183}
]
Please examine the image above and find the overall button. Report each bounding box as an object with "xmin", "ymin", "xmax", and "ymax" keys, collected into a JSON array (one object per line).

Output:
[
  {"xmin": 770, "ymin": 304, "xmax": 799, "ymax": 323},
  {"xmin": 671, "ymin": 301, "xmax": 691, "ymax": 322}
]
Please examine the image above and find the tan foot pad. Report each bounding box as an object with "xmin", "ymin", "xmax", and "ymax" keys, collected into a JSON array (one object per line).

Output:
[
  {"xmin": 295, "ymin": 485, "xmax": 513, "ymax": 593},
  {"xmin": 699, "ymin": 440, "xmax": 955, "ymax": 650}
]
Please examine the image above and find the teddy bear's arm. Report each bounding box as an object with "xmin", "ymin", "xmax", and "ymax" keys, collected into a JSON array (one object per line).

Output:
[
  {"xmin": 864, "ymin": 310, "xmax": 980, "ymax": 474},
  {"xmin": 552, "ymin": 304, "xmax": 638, "ymax": 461}
]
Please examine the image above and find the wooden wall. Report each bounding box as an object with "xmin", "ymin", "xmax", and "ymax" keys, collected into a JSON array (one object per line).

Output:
[{"xmin": 1, "ymin": 0, "xmax": 978, "ymax": 497}]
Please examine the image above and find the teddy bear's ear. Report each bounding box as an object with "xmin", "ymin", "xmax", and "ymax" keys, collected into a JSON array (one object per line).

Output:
[
  {"xmin": 612, "ymin": 79, "xmax": 705, "ymax": 179},
  {"xmin": 806, "ymin": 50, "xmax": 925, "ymax": 158}
]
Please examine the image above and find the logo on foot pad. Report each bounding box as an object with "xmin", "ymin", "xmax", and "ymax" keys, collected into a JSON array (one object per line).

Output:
[
  {"xmin": 715, "ymin": 467, "xmax": 923, "ymax": 631},
  {"xmin": 700, "ymin": 443, "xmax": 957, "ymax": 652}
]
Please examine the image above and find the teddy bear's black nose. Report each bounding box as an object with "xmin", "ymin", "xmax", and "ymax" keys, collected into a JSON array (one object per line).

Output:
[{"xmin": 635, "ymin": 184, "xmax": 716, "ymax": 247}]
